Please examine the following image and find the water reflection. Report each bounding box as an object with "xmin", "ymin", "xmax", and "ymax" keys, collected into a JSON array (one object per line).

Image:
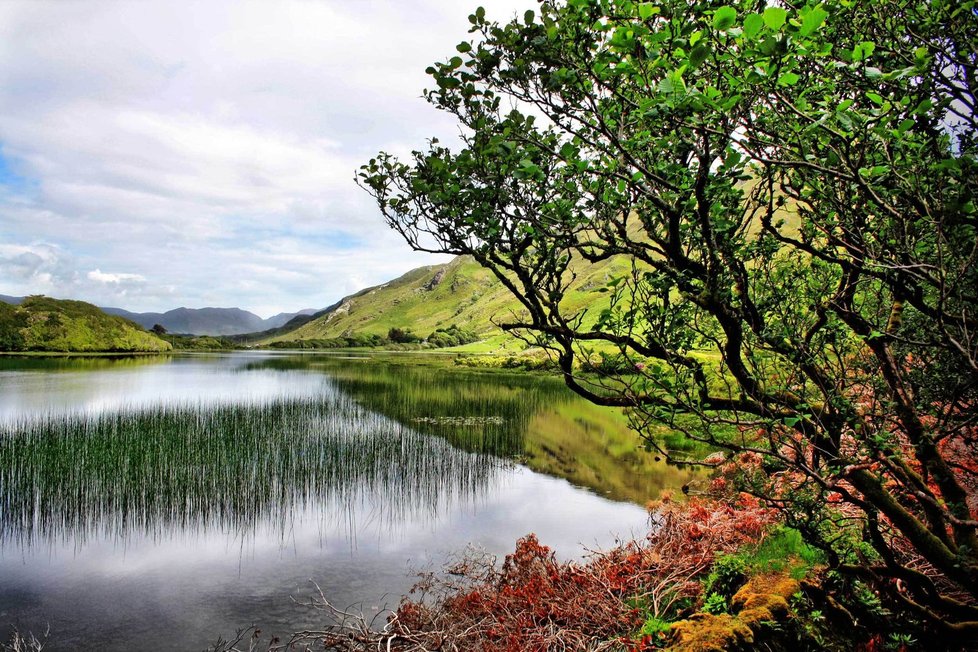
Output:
[
  {"xmin": 286, "ymin": 354, "xmax": 700, "ymax": 503},
  {"xmin": 0, "ymin": 352, "xmax": 684, "ymax": 650},
  {"xmin": 0, "ymin": 353, "xmax": 320, "ymax": 420}
]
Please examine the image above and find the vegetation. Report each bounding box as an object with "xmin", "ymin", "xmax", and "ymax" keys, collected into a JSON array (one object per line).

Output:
[
  {"xmin": 0, "ymin": 295, "xmax": 170, "ymax": 353},
  {"xmin": 219, "ymin": 496, "xmax": 780, "ymax": 651},
  {"xmin": 0, "ymin": 393, "xmax": 509, "ymax": 545},
  {"xmin": 0, "ymin": 354, "xmax": 691, "ymax": 547},
  {"xmin": 360, "ymin": 0, "xmax": 977, "ymax": 644},
  {"xmin": 157, "ymin": 332, "xmax": 237, "ymax": 350},
  {"xmin": 267, "ymin": 323, "xmax": 479, "ymax": 350}
]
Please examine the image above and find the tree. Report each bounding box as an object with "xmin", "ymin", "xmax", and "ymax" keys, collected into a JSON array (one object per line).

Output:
[
  {"xmin": 359, "ymin": 0, "xmax": 977, "ymax": 638},
  {"xmin": 388, "ymin": 327, "xmax": 421, "ymax": 344},
  {"xmin": 151, "ymin": 323, "xmax": 168, "ymax": 335}
]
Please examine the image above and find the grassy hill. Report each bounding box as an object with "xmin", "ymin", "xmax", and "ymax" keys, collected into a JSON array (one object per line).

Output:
[
  {"xmin": 0, "ymin": 296, "xmax": 171, "ymax": 353},
  {"xmin": 260, "ymin": 254, "xmax": 633, "ymax": 350}
]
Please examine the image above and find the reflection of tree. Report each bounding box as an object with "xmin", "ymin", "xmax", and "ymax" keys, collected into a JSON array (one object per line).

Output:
[
  {"xmin": 320, "ymin": 360, "xmax": 554, "ymax": 457},
  {"xmin": 0, "ymin": 354, "xmax": 170, "ymax": 373},
  {"xmin": 256, "ymin": 354, "xmax": 698, "ymax": 503}
]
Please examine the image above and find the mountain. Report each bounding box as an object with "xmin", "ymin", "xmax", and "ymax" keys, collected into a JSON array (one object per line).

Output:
[
  {"xmin": 2, "ymin": 294, "xmax": 319, "ymax": 337},
  {"xmin": 102, "ymin": 306, "xmax": 318, "ymax": 336},
  {"xmin": 260, "ymin": 254, "xmax": 631, "ymax": 348},
  {"xmin": 0, "ymin": 296, "xmax": 171, "ymax": 353}
]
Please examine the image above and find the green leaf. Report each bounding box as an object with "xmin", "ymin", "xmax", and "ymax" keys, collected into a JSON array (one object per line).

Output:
[
  {"xmin": 689, "ymin": 44, "xmax": 710, "ymax": 67},
  {"xmin": 762, "ymin": 6, "xmax": 788, "ymax": 31},
  {"xmin": 713, "ymin": 6, "xmax": 737, "ymax": 30},
  {"xmin": 524, "ymin": 9, "xmax": 534, "ymax": 25},
  {"xmin": 852, "ymin": 40, "xmax": 875, "ymax": 61},
  {"xmin": 638, "ymin": 3, "xmax": 660, "ymax": 20},
  {"xmin": 778, "ymin": 72, "xmax": 800, "ymax": 86},
  {"xmin": 456, "ymin": 41, "xmax": 472, "ymax": 53},
  {"xmin": 743, "ymin": 14, "xmax": 764, "ymax": 38},
  {"xmin": 866, "ymin": 91, "xmax": 884, "ymax": 105},
  {"xmin": 799, "ymin": 5, "xmax": 828, "ymax": 37}
]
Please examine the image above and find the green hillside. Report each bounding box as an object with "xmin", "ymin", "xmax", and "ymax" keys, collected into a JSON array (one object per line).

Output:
[
  {"xmin": 261, "ymin": 254, "xmax": 632, "ymax": 349},
  {"xmin": 0, "ymin": 296, "xmax": 172, "ymax": 353}
]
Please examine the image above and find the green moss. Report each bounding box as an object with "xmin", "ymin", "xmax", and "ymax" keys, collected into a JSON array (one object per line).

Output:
[{"xmin": 668, "ymin": 572, "xmax": 801, "ymax": 651}]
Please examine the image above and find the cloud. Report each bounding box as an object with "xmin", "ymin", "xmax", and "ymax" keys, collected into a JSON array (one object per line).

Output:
[
  {"xmin": 0, "ymin": 0, "xmax": 535, "ymax": 316},
  {"xmin": 87, "ymin": 269, "xmax": 147, "ymax": 284}
]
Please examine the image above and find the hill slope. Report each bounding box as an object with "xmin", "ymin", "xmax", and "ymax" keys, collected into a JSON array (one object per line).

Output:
[
  {"xmin": 262, "ymin": 254, "xmax": 632, "ymax": 348},
  {"xmin": 0, "ymin": 296, "xmax": 171, "ymax": 353}
]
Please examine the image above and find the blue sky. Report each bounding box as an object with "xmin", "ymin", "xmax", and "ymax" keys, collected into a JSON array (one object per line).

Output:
[{"xmin": 0, "ymin": 1, "xmax": 532, "ymax": 317}]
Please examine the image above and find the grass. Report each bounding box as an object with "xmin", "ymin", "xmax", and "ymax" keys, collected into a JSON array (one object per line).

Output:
[
  {"xmin": 745, "ymin": 526, "xmax": 825, "ymax": 577},
  {"xmin": 703, "ymin": 525, "xmax": 826, "ymax": 605}
]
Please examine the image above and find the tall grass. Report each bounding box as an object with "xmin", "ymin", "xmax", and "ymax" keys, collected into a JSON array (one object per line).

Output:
[{"xmin": 0, "ymin": 392, "xmax": 510, "ymax": 547}]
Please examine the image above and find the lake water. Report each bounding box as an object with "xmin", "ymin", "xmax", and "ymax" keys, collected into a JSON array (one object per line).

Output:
[{"xmin": 0, "ymin": 352, "xmax": 695, "ymax": 650}]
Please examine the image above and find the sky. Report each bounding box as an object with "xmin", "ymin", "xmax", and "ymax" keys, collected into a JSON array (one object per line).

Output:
[{"xmin": 0, "ymin": 0, "xmax": 534, "ymax": 317}]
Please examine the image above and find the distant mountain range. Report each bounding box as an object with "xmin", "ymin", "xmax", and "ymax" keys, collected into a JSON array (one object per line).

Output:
[
  {"xmin": 2, "ymin": 251, "xmax": 626, "ymax": 350},
  {"xmin": 0, "ymin": 295, "xmax": 317, "ymax": 336},
  {"xmin": 101, "ymin": 306, "xmax": 318, "ymax": 336}
]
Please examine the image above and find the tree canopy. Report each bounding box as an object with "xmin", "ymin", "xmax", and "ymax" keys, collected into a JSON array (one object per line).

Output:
[{"xmin": 360, "ymin": 0, "xmax": 977, "ymax": 638}]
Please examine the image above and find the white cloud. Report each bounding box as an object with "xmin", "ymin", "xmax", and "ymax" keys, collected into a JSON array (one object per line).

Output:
[
  {"xmin": 0, "ymin": 0, "xmax": 535, "ymax": 316},
  {"xmin": 87, "ymin": 269, "xmax": 147, "ymax": 284}
]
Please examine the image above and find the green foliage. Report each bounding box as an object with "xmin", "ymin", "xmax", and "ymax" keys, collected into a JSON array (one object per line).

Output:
[
  {"xmin": 455, "ymin": 353, "xmax": 558, "ymax": 371},
  {"xmin": 703, "ymin": 555, "xmax": 748, "ymax": 601},
  {"xmin": 388, "ymin": 326, "xmax": 422, "ymax": 344},
  {"xmin": 426, "ymin": 324, "xmax": 479, "ymax": 347},
  {"xmin": 702, "ymin": 593, "xmax": 729, "ymax": 615},
  {"xmin": 638, "ymin": 614, "xmax": 672, "ymax": 638},
  {"xmin": 581, "ymin": 351, "xmax": 635, "ymax": 375},
  {"xmin": 705, "ymin": 526, "xmax": 825, "ymax": 605},
  {"xmin": 0, "ymin": 302, "xmax": 28, "ymax": 351},
  {"xmin": 158, "ymin": 333, "xmax": 236, "ymax": 350},
  {"xmin": 268, "ymin": 333, "xmax": 388, "ymax": 349},
  {"xmin": 747, "ymin": 526, "xmax": 825, "ymax": 577}
]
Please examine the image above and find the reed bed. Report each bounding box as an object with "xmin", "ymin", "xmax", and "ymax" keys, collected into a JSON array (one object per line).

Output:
[{"xmin": 0, "ymin": 391, "xmax": 514, "ymax": 548}]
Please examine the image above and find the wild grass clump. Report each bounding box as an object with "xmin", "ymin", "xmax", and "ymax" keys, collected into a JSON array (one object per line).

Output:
[{"xmin": 0, "ymin": 627, "xmax": 46, "ymax": 652}]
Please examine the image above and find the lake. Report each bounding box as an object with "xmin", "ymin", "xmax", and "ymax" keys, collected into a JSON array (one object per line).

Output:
[{"xmin": 0, "ymin": 351, "xmax": 695, "ymax": 650}]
